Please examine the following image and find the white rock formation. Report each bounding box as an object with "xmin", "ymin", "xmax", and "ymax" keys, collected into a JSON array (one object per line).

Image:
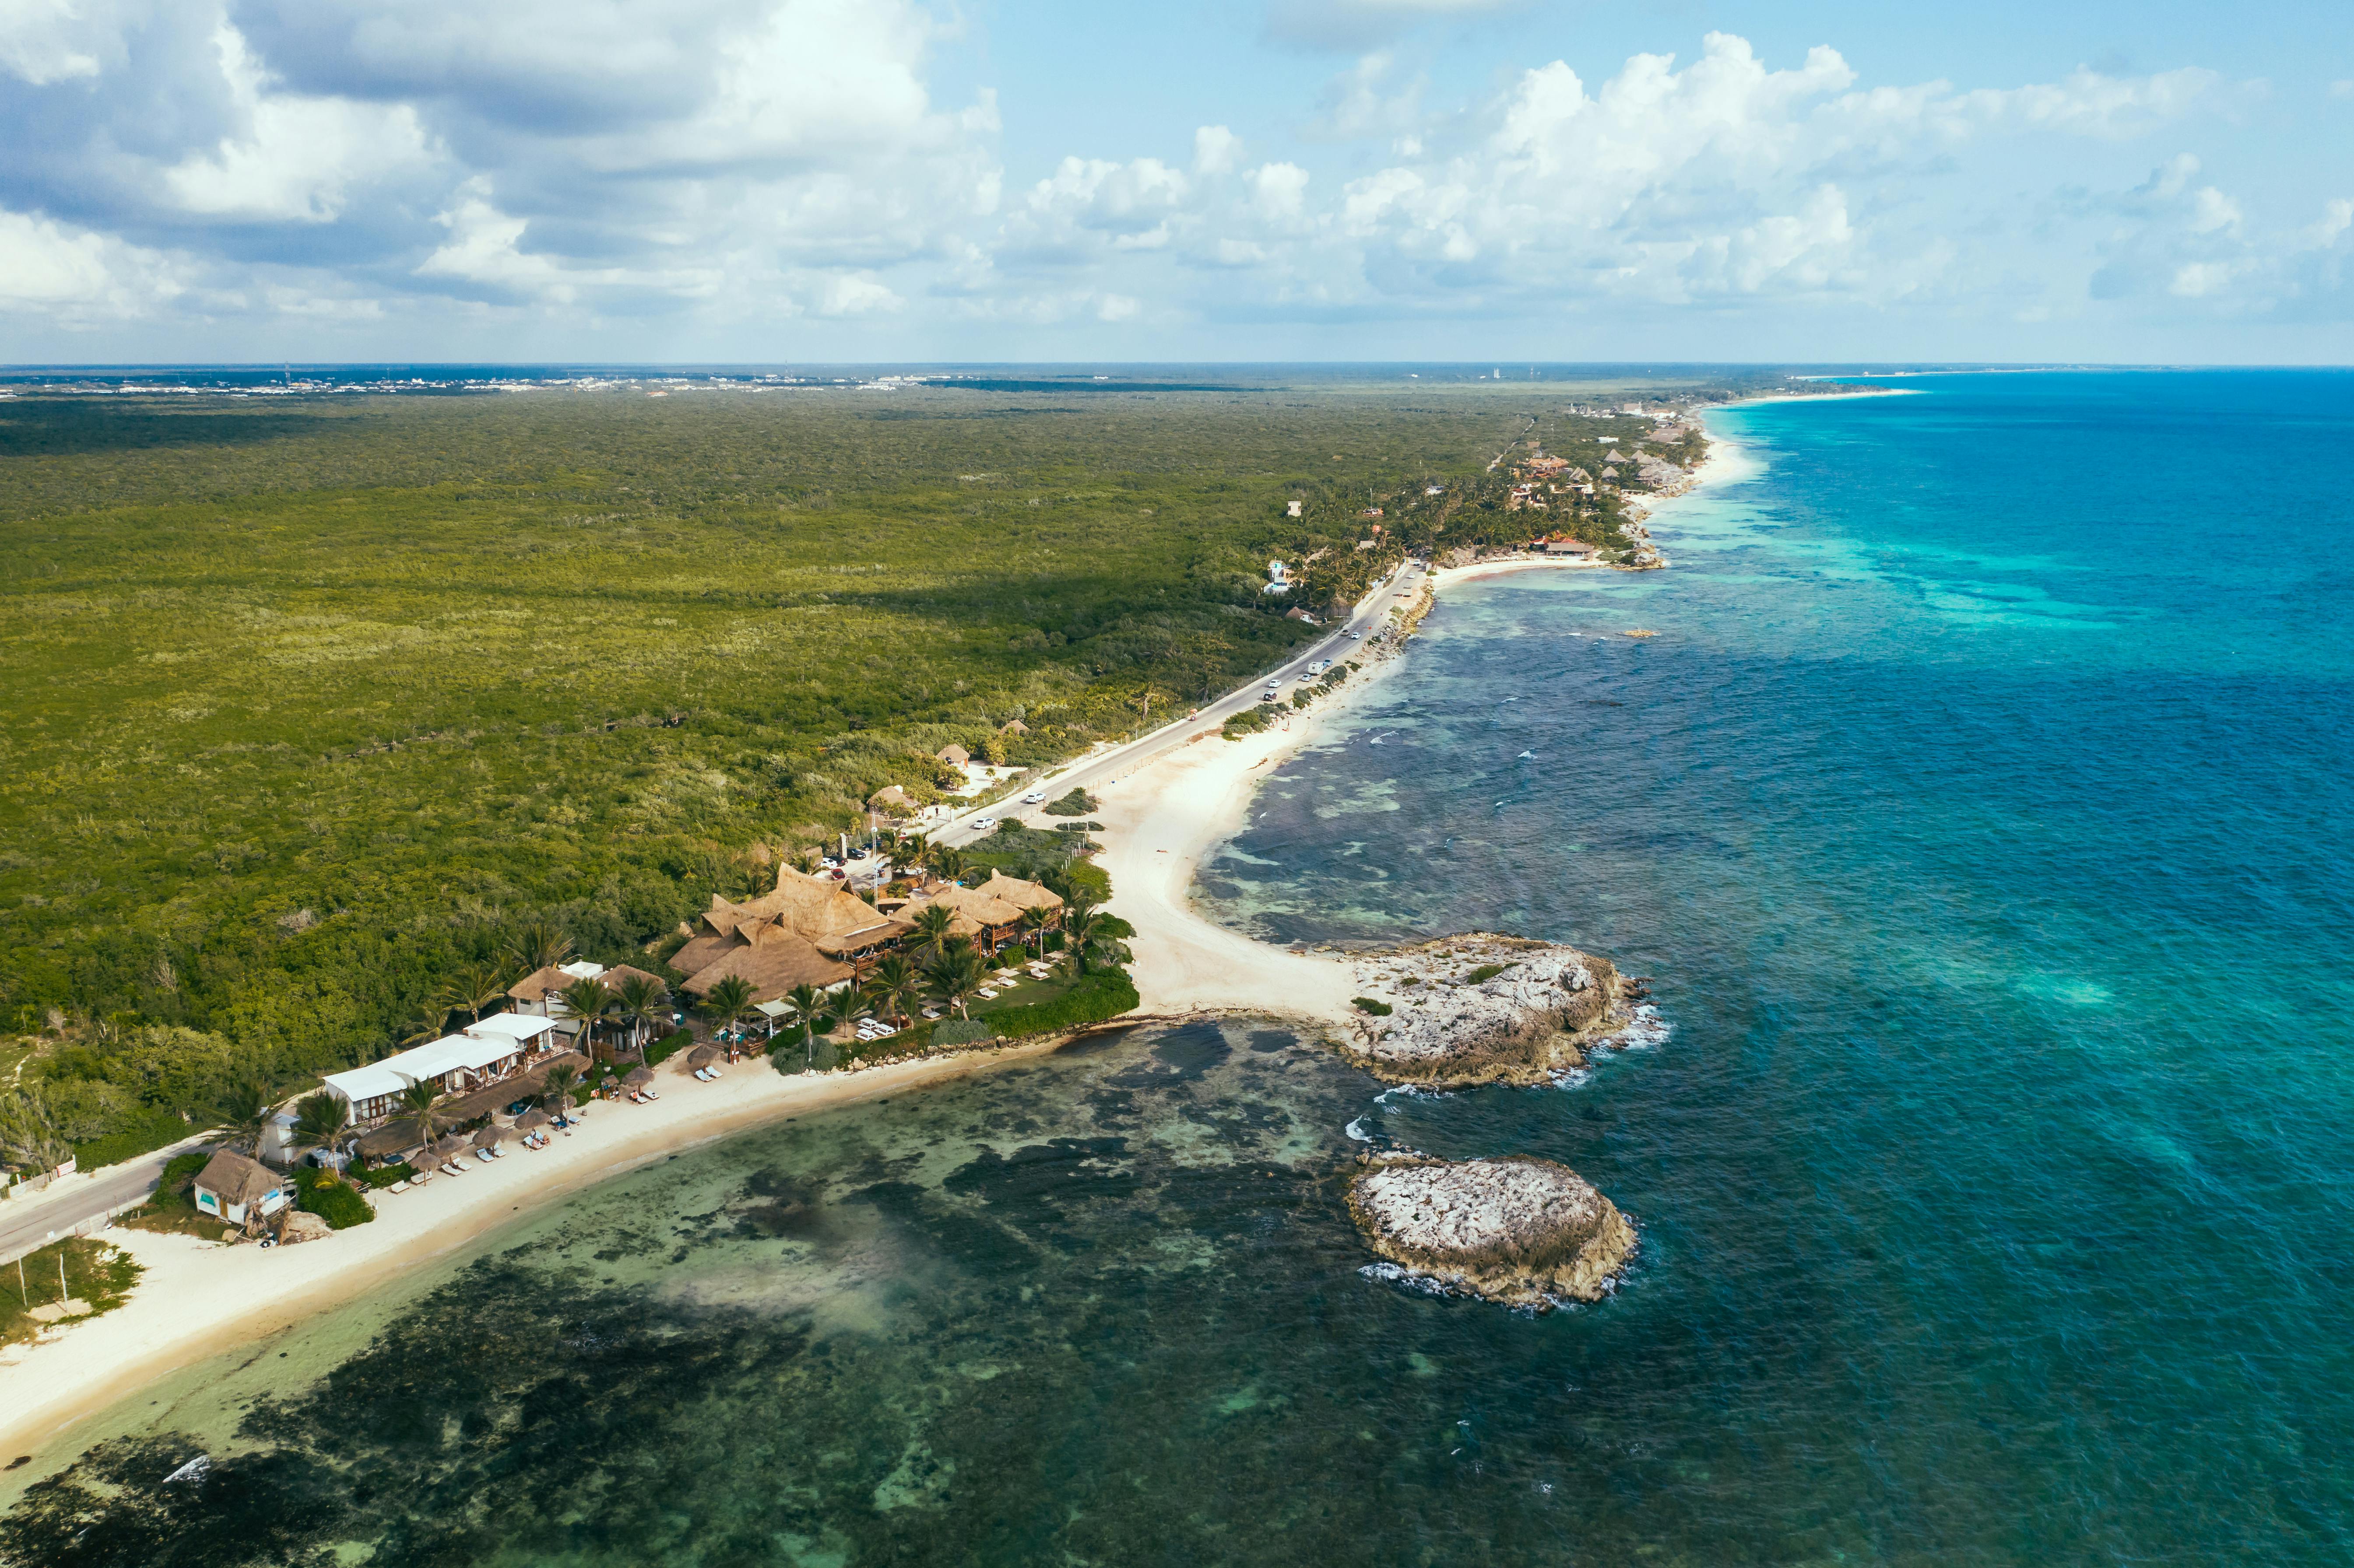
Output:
[{"xmin": 1349, "ymin": 1155, "xmax": 1635, "ymax": 1308}]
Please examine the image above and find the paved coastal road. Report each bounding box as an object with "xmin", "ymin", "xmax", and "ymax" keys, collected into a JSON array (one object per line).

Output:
[
  {"xmin": 931, "ymin": 558, "xmax": 1430, "ymax": 847},
  {"xmin": 0, "ymin": 1137, "xmax": 214, "ymax": 1267}
]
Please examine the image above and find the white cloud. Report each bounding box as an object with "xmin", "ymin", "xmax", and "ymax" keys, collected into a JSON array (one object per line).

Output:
[
  {"xmin": 1250, "ymin": 162, "xmax": 1311, "ymax": 220},
  {"xmin": 0, "ymin": 13, "xmax": 2343, "ymax": 352},
  {"xmin": 0, "ymin": 0, "xmax": 109, "ymax": 85},
  {"xmin": 162, "ymin": 22, "xmax": 436, "ymax": 221},
  {"xmin": 1194, "ymin": 126, "xmax": 1243, "ymax": 176},
  {"xmin": 0, "ymin": 207, "xmax": 182, "ymax": 320}
]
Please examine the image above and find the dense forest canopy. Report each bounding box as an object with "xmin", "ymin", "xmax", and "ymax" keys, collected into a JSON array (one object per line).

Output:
[{"xmin": 0, "ymin": 370, "xmax": 1760, "ymax": 1154}]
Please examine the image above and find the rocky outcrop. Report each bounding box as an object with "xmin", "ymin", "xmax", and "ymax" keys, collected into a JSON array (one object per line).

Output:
[
  {"xmin": 276, "ymin": 1210, "xmax": 334, "ymax": 1245},
  {"xmin": 1341, "ymin": 933, "xmax": 1635, "ymax": 1087},
  {"xmin": 1348, "ymin": 1154, "xmax": 1635, "ymax": 1308}
]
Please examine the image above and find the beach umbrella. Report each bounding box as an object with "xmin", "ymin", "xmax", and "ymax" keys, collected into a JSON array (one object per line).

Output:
[
  {"xmin": 473, "ymin": 1125, "xmax": 508, "ymax": 1148},
  {"xmin": 686, "ymin": 1045, "xmax": 718, "ymax": 1069},
  {"xmin": 623, "ymin": 1065, "xmax": 654, "ymax": 1087},
  {"xmin": 429, "ymin": 1135, "xmax": 467, "ymax": 1165},
  {"xmin": 516, "ymin": 1108, "xmax": 550, "ymax": 1130}
]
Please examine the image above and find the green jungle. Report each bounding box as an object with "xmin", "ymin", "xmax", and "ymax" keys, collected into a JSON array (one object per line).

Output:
[{"xmin": 0, "ymin": 372, "xmax": 1748, "ymax": 1163}]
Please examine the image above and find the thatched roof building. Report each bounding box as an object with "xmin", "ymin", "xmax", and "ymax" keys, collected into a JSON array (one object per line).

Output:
[{"xmin": 679, "ymin": 925, "xmax": 852, "ymax": 1001}]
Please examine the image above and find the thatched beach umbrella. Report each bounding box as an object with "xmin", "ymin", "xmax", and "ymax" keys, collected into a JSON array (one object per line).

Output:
[
  {"xmin": 429, "ymin": 1135, "xmax": 467, "ymax": 1165},
  {"xmin": 686, "ymin": 1045, "xmax": 718, "ymax": 1070},
  {"xmin": 623, "ymin": 1065, "xmax": 654, "ymax": 1087},
  {"xmin": 473, "ymin": 1125, "xmax": 507, "ymax": 1149},
  {"xmin": 515, "ymin": 1108, "xmax": 550, "ymax": 1131}
]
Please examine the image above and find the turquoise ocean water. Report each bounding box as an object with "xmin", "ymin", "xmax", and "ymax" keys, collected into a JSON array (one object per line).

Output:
[{"xmin": 5, "ymin": 370, "xmax": 2351, "ymax": 1565}]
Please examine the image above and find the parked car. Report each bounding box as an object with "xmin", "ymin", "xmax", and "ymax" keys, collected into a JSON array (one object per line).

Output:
[
  {"xmin": 820, "ymin": 856, "xmax": 841, "ymax": 869},
  {"xmin": 847, "ymin": 846, "xmax": 868, "ymax": 860}
]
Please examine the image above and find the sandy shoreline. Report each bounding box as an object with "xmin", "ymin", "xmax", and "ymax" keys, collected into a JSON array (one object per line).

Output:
[
  {"xmin": 0, "ymin": 1035, "xmax": 1067, "ymax": 1462},
  {"xmin": 2, "ymin": 415, "xmax": 1739, "ymax": 1469}
]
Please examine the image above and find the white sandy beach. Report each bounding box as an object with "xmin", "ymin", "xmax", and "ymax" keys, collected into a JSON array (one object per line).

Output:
[
  {"xmin": 1, "ymin": 418, "xmax": 1738, "ymax": 1467},
  {"xmin": 0, "ymin": 1036, "xmax": 1066, "ymax": 1461}
]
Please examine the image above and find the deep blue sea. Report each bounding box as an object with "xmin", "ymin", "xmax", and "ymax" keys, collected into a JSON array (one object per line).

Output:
[{"xmin": 5, "ymin": 370, "xmax": 2350, "ymax": 1565}]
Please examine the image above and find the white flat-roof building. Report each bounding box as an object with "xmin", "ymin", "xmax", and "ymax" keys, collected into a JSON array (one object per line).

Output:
[{"xmin": 322, "ymin": 1014, "xmax": 562, "ymax": 1122}]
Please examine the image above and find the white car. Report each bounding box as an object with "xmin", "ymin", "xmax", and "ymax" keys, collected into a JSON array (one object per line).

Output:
[
  {"xmin": 1346, "ymin": 631, "xmax": 1362, "ymax": 640},
  {"xmin": 971, "ymin": 817, "xmax": 998, "ymax": 831},
  {"xmin": 1021, "ymin": 791, "xmax": 1047, "ymax": 804}
]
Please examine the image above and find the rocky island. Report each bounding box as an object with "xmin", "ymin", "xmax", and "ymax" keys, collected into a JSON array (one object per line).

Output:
[
  {"xmin": 1347, "ymin": 1154, "xmax": 1637, "ymax": 1308},
  {"xmin": 1339, "ymin": 933, "xmax": 1645, "ymax": 1087}
]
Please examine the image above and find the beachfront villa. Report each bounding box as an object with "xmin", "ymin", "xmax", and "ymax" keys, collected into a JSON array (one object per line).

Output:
[
  {"xmin": 320, "ymin": 1013, "xmax": 564, "ymax": 1121},
  {"xmin": 193, "ymin": 1149, "xmax": 292, "ymax": 1230},
  {"xmin": 887, "ymin": 871, "xmax": 1064, "ymax": 958}
]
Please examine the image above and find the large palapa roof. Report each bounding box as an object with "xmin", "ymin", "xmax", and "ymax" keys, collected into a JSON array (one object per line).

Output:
[{"xmin": 681, "ymin": 925, "xmax": 852, "ymax": 1001}]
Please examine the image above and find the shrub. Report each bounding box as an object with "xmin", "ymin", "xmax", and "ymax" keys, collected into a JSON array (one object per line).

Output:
[
  {"xmin": 295, "ymin": 1168, "xmax": 375, "ymax": 1230},
  {"xmin": 643, "ymin": 1028, "xmax": 693, "ymax": 1067},
  {"xmin": 1463, "ymin": 964, "xmax": 1510, "ymax": 985},
  {"xmin": 929, "ymin": 1019, "xmax": 997, "ymax": 1047},
  {"xmin": 71, "ymin": 1108, "xmax": 191, "ymax": 1173},
  {"xmin": 1352, "ymin": 997, "xmax": 1393, "ymax": 1016},
  {"xmin": 359, "ymin": 1162, "xmax": 415, "ymax": 1189},
  {"xmin": 1222, "ymin": 707, "xmax": 1270, "ymax": 740},
  {"xmin": 157, "ymin": 1150, "xmax": 210, "ymax": 1196},
  {"xmin": 1042, "ymin": 787, "xmax": 1099, "ymax": 817}
]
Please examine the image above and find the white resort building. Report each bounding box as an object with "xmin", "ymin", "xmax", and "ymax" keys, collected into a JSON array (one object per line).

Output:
[{"xmin": 321, "ymin": 1014, "xmax": 563, "ymax": 1121}]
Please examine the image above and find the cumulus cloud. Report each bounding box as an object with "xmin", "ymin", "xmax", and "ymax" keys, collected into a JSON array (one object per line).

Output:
[
  {"xmin": 0, "ymin": 208, "xmax": 183, "ymax": 321},
  {"xmin": 0, "ymin": 14, "xmax": 2342, "ymax": 353}
]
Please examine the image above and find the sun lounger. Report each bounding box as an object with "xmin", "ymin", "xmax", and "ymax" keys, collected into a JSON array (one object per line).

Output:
[
  {"xmin": 388, "ymin": 1180, "xmax": 409, "ymax": 1194},
  {"xmin": 643, "ymin": 1087, "xmax": 660, "ymax": 1100}
]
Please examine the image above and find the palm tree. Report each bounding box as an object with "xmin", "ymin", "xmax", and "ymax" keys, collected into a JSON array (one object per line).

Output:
[
  {"xmin": 863, "ymin": 954, "xmax": 924, "ymax": 1028},
  {"xmin": 929, "ymin": 845, "xmax": 969, "ymax": 885},
  {"xmin": 216, "ymin": 1083, "xmax": 275, "ymax": 1156},
  {"xmin": 923, "ymin": 940, "xmax": 990, "ymax": 1021},
  {"xmin": 397, "ymin": 1079, "xmax": 449, "ymax": 1147},
  {"xmin": 612, "ymin": 974, "xmax": 670, "ymax": 1057},
  {"xmin": 507, "ymin": 922, "xmax": 574, "ymax": 977},
  {"xmin": 558, "ymin": 977, "xmax": 617, "ymax": 1061},
  {"xmin": 907, "ymin": 903, "xmax": 957, "ymax": 958},
  {"xmin": 782, "ymin": 983, "xmax": 829, "ymax": 1068},
  {"xmin": 540, "ymin": 1063, "xmax": 580, "ymax": 1119},
  {"xmin": 1061, "ymin": 905, "xmax": 1111, "ymax": 976},
  {"xmin": 435, "ymin": 961, "xmax": 508, "ymax": 1028},
  {"xmin": 699, "ymin": 975, "xmax": 757, "ymax": 1047},
  {"xmin": 290, "ymin": 1092, "xmax": 351, "ymax": 1174},
  {"xmin": 394, "ymin": 1012, "xmax": 444, "ymax": 1048},
  {"xmin": 1018, "ymin": 905, "xmax": 1054, "ymax": 956}
]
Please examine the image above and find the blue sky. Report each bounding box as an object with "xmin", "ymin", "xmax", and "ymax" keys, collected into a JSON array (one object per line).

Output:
[{"xmin": 2, "ymin": 0, "xmax": 2349, "ymax": 364}]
